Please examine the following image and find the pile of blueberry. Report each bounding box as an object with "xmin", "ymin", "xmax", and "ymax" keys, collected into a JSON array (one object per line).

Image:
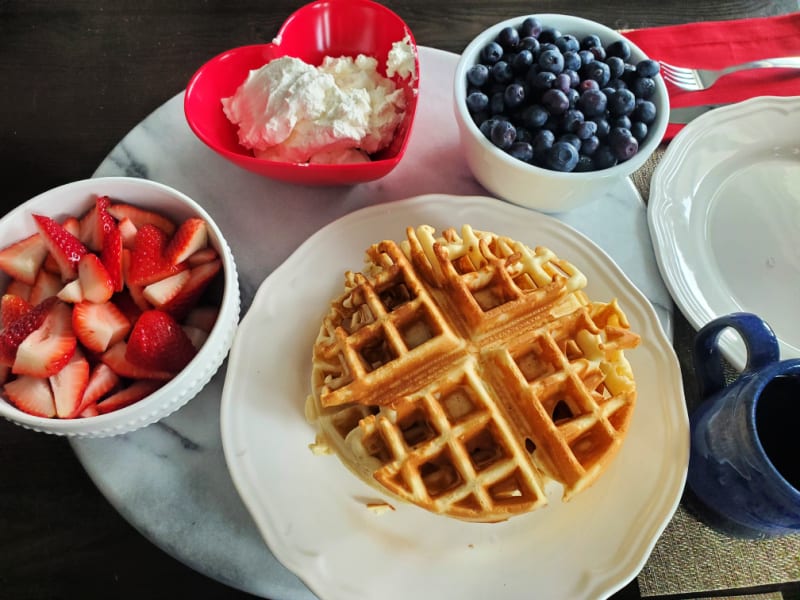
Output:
[{"xmin": 464, "ymin": 17, "xmax": 660, "ymax": 172}]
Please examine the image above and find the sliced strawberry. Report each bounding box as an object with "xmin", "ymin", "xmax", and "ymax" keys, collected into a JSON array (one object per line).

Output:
[
  {"xmin": 96, "ymin": 379, "xmax": 162, "ymax": 415},
  {"xmin": 29, "ymin": 269, "xmax": 62, "ymax": 306},
  {"xmin": 100, "ymin": 341, "xmax": 173, "ymax": 380},
  {"xmin": 0, "ymin": 365, "xmax": 10, "ymax": 386},
  {"xmin": 1, "ymin": 294, "xmax": 32, "ymax": 328},
  {"xmin": 4, "ymin": 375, "xmax": 56, "ymax": 418},
  {"xmin": 118, "ymin": 217, "xmax": 138, "ymax": 249},
  {"xmin": 102, "ymin": 225, "xmax": 124, "ymax": 292},
  {"xmin": 142, "ymin": 270, "xmax": 190, "ymax": 308},
  {"xmin": 126, "ymin": 310, "xmax": 197, "ymax": 373},
  {"xmin": 63, "ymin": 216, "xmax": 81, "ymax": 238},
  {"xmin": 6, "ymin": 279, "xmax": 32, "ymax": 302},
  {"xmin": 13, "ymin": 300, "xmax": 77, "ymax": 377},
  {"xmin": 128, "ymin": 224, "xmax": 186, "ymax": 286},
  {"xmin": 165, "ymin": 218, "xmax": 207, "ymax": 265},
  {"xmin": 78, "ymin": 253, "xmax": 113, "ymax": 303},
  {"xmin": 0, "ymin": 233, "xmax": 48, "ymax": 285},
  {"xmin": 111, "ymin": 289, "xmax": 144, "ymax": 326},
  {"xmin": 72, "ymin": 300, "xmax": 131, "ymax": 353},
  {"xmin": 0, "ymin": 296, "xmax": 58, "ymax": 366},
  {"xmin": 159, "ymin": 259, "xmax": 221, "ymax": 321},
  {"xmin": 80, "ymin": 362, "xmax": 120, "ymax": 409},
  {"xmin": 78, "ymin": 203, "xmax": 101, "ymax": 251},
  {"xmin": 107, "ymin": 203, "xmax": 176, "ymax": 236},
  {"xmin": 185, "ymin": 306, "xmax": 219, "ymax": 333},
  {"xmin": 33, "ymin": 214, "xmax": 88, "ymax": 281},
  {"xmin": 186, "ymin": 247, "xmax": 219, "ymax": 266},
  {"xmin": 182, "ymin": 325, "xmax": 208, "ymax": 350},
  {"xmin": 79, "ymin": 404, "xmax": 100, "ymax": 418},
  {"xmin": 56, "ymin": 279, "xmax": 84, "ymax": 303},
  {"xmin": 50, "ymin": 349, "xmax": 90, "ymax": 418}
]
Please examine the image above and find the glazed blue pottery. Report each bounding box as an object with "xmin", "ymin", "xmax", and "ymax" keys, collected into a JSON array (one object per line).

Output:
[{"xmin": 687, "ymin": 312, "xmax": 800, "ymax": 538}]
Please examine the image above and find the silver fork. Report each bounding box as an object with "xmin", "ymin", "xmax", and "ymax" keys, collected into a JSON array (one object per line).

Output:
[{"xmin": 660, "ymin": 56, "xmax": 800, "ymax": 91}]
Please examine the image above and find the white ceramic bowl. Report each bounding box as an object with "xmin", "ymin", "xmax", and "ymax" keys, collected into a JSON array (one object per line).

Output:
[
  {"xmin": 0, "ymin": 177, "xmax": 240, "ymax": 437},
  {"xmin": 453, "ymin": 14, "xmax": 669, "ymax": 213}
]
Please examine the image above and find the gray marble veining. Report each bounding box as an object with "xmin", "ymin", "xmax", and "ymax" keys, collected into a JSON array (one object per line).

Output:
[{"xmin": 70, "ymin": 47, "xmax": 672, "ymax": 600}]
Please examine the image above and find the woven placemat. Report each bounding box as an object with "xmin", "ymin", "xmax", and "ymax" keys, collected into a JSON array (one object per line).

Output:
[{"xmin": 629, "ymin": 149, "xmax": 800, "ymax": 597}]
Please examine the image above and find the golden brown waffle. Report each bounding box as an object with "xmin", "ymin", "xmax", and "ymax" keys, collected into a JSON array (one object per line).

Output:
[{"xmin": 307, "ymin": 225, "xmax": 640, "ymax": 522}]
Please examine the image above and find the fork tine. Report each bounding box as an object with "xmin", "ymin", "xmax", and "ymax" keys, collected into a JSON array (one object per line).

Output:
[{"xmin": 659, "ymin": 61, "xmax": 702, "ymax": 90}]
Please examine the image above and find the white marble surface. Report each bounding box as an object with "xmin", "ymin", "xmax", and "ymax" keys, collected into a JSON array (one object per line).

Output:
[{"xmin": 70, "ymin": 47, "xmax": 673, "ymax": 600}]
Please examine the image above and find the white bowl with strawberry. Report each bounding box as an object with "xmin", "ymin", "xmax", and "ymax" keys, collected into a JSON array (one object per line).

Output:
[{"xmin": 0, "ymin": 177, "xmax": 239, "ymax": 437}]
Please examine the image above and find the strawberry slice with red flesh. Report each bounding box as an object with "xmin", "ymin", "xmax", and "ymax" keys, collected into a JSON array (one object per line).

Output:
[
  {"xmin": 4, "ymin": 375, "xmax": 56, "ymax": 418},
  {"xmin": 126, "ymin": 310, "xmax": 197, "ymax": 373},
  {"xmin": 72, "ymin": 300, "xmax": 131, "ymax": 353},
  {"xmin": 77, "ymin": 253, "xmax": 114, "ymax": 304},
  {"xmin": 96, "ymin": 196, "xmax": 124, "ymax": 292},
  {"xmin": 107, "ymin": 203, "xmax": 176, "ymax": 236},
  {"xmin": 0, "ymin": 296, "xmax": 58, "ymax": 367},
  {"xmin": 0, "ymin": 233, "xmax": 49, "ymax": 286},
  {"xmin": 77, "ymin": 362, "xmax": 120, "ymax": 414},
  {"xmin": 165, "ymin": 218, "xmax": 207, "ymax": 265},
  {"xmin": 158, "ymin": 259, "xmax": 221, "ymax": 321},
  {"xmin": 29, "ymin": 268, "xmax": 63, "ymax": 306},
  {"xmin": 128, "ymin": 224, "xmax": 186, "ymax": 287},
  {"xmin": 1, "ymin": 294, "xmax": 32, "ymax": 329},
  {"xmin": 101, "ymin": 341, "xmax": 173, "ymax": 380},
  {"xmin": 96, "ymin": 379, "xmax": 162, "ymax": 415},
  {"xmin": 50, "ymin": 349, "xmax": 90, "ymax": 418},
  {"xmin": 13, "ymin": 300, "xmax": 77, "ymax": 377},
  {"xmin": 33, "ymin": 214, "xmax": 88, "ymax": 281}
]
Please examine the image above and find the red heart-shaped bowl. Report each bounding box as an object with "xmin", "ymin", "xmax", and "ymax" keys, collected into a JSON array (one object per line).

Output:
[{"xmin": 184, "ymin": 0, "xmax": 419, "ymax": 186}]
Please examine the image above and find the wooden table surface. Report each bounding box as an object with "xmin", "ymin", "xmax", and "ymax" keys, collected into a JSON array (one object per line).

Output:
[{"xmin": 2, "ymin": 2, "xmax": 798, "ymax": 599}]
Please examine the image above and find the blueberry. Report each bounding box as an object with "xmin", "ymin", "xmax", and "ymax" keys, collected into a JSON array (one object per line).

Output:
[
  {"xmin": 519, "ymin": 36, "xmax": 540, "ymax": 53},
  {"xmin": 631, "ymin": 76, "xmax": 656, "ymax": 99},
  {"xmin": 564, "ymin": 69, "xmax": 580, "ymax": 88},
  {"xmin": 546, "ymin": 141, "xmax": 580, "ymax": 172},
  {"xmin": 612, "ymin": 115, "xmax": 632, "ymax": 130},
  {"xmin": 606, "ymin": 56, "xmax": 625, "ymax": 79},
  {"xmin": 497, "ymin": 26, "xmax": 520, "ymax": 51},
  {"xmin": 541, "ymin": 88, "xmax": 570, "ymax": 115},
  {"xmin": 531, "ymin": 70, "xmax": 557, "ymax": 90},
  {"xmin": 578, "ymin": 50, "xmax": 595, "ymax": 67},
  {"xmin": 515, "ymin": 126, "xmax": 534, "ymax": 144},
  {"xmin": 504, "ymin": 83, "xmax": 526, "ymax": 108},
  {"xmin": 579, "ymin": 78, "xmax": 599, "ymax": 93},
  {"xmin": 481, "ymin": 42, "xmax": 503, "ymax": 65},
  {"xmin": 533, "ymin": 128, "xmax": 555, "ymax": 156},
  {"xmin": 538, "ymin": 27, "xmax": 561, "ymax": 44},
  {"xmin": 566, "ymin": 87, "xmax": 580, "ymax": 108},
  {"xmin": 580, "ymin": 134, "xmax": 600, "ymax": 155},
  {"xmin": 589, "ymin": 45, "xmax": 607, "ymax": 61},
  {"xmin": 490, "ymin": 119, "xmax": 517, "ymax": 149},
  {"xmin": 559, "ymin": 133, "xmax": 582, "ymax": 151},
  {"xmin": 574, "ymin": 155, "xmax": 595, "ymax": 172},
  {"xmin": 466, "ymin": 91, "xmax": 489, "ymax": 113},
  {"xmin": 633, "ymin": 99, "xmax": 657, "ymax": 124},
  {"xmin": 562, "ymin": 109, "xmax": 585, "ymax": 132},
  {"xmin": 584, "ymin": 60, "xmax": 611, "ymax": 86},
  {"xmin": 512, "ymin": 50, "xmax": 534, "ymax": 74},
  {"xmin": 508, "ymin": 141, "xmax": 534, "ymax": 162},
  {"xmin": 479, "ymin": 118, "xmax": 497, "ymax": 139},
  {"xmin": 608, "ymin": 88, "xmax": 636, "ymax": 115},
  {"xmin": 520, "ymin": 17, "xmax": 543, "ymax": 38},
  {"xmin": 606, "ymin": 40, "xmax": 631, "ymax": 61},
  {"xmin": 576, "ymin": 120, "xmax": 597, "ymax": 140},
  {"xmin": 555, "ymin": 73, "xmax": 572, "ymax": 93},
  {"xmin": 609, "ymin": 127, "xmax": 638, "ymax": 160},
  {"xmin": 630, "ymin": 121, "xmax": 648, "ymax": 142},
  {"xmin": 636, "ymin": 59, "xmax": 660, "ymax": 78},
  {"xmin": 563, "ymin": 51, "xmax": 581, "ymax": 72},
  {"xmin": 538, "ymin": 47, "xmax": 564, "ymax": 74},
  {"xmin": 555, "ymin": 35, "xmax": 580, "ymax": 53},
  {"xmin": 467, "ymin": 64, "xmax": 490, "ymax": 87},
  {"xmin": 577, "ymin": 89, "xmax": 607, "ymax": 117},
  {"xmin": 581, "ymin": 34, "xmax": 602, "ymax": 50},
  {"xmin": 491, "ymin": 61, "xmax": 514, "ymax": 84},
  {"xmin": 521, "ymin": 104, "xmax": 549, "ymax": 129},
  {"xmin": 593, "ymin": 144, "xmax": 618, "ymax": 169},
  {"xmin": 592, "ymin": 116, "xmax": 611, "ymax": 138}
]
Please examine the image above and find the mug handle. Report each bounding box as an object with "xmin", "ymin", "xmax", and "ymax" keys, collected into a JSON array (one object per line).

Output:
[{"xmin": 693, "ymin": 312, "xmax": 780, "ymax": 399}]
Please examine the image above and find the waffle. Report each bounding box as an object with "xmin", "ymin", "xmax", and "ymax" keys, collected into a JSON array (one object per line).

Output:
[{"xmin": 306, "ymin": 225, "xmax": 640, "ymax": 522}]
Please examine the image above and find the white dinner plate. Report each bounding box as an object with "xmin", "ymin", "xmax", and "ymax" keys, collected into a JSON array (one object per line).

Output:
[
  {"xmin": 649, "ymin": 96, "xmax": 800, "ymax": 370},
  {"xmin": 220, "ymin": 194, "xmax": 688, "ymax": 600}
]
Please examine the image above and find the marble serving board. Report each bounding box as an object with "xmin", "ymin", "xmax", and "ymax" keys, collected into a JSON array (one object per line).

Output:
[{"xmin": 71, "ymin": 46, "xmax": 673, "ymax": 599}]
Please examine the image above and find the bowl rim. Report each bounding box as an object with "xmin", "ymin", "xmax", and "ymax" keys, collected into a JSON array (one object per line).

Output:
[
  {"xmin": 453, "ymin": 13, "xmax": 669, "ymax": 180},
  {"xmin": 0, "ymin": 176, "xmax": 240, "ymax": 436}
]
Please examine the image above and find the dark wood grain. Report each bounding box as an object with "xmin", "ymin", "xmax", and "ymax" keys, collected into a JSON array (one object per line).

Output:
[{"xmin": 1, "ymin": 1, "xmax": 797, "ymax": 599}]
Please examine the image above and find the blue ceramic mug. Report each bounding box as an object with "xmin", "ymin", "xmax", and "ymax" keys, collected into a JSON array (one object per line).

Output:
[{"xmin": 687, "ymin": 312, "xmax": 800, "ymax": 538}]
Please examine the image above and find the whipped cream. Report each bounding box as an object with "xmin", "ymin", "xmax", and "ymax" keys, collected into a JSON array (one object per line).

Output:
[{"xmin": 222, "ymin": 44, "xmax": 415, "ymax": 164}]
